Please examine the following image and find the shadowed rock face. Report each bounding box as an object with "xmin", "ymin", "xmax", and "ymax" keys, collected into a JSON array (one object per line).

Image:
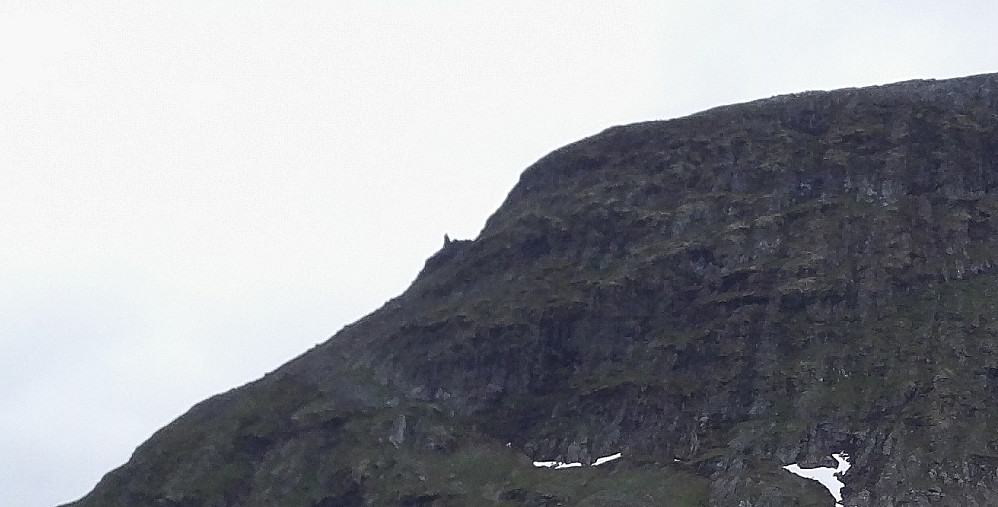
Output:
[{"xmin": 68, "ymin": 73, "xmax": 998, "ymax": 506}]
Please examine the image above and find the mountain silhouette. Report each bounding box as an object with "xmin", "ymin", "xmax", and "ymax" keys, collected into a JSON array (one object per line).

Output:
[{"xmin": 68, "ymin": 73, "xmax": 998, "ymax": 506}]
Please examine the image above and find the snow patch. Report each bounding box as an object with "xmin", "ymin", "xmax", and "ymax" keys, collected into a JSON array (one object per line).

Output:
[
  {"xmin": 783, "ymin": 453, "xmax": 851, "ymax": 506},
  {"xmin": 531, "ymin": 460, "xmax": 560, "ymax": 468},
  {"xmin": 531, "ymin": 460, "xmax": 582, "ymax": 469},
  {"xmin": 592, "ymin": 452, "xmax": 622, "ymax": 466},
  {"xmin": 533, "ymin": 452, "xmax": 622, "ymax": 469}
]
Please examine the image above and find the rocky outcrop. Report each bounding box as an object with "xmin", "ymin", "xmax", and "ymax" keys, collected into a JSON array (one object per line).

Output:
[{"xmin": 67, "ymin": 73, "xmax": 998, "ymax": 506}]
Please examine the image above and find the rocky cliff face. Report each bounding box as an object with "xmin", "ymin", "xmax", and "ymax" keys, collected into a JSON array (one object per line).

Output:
[{"xmin": 67, "ymin": 73, "xmax": 998, "ymax": 506}]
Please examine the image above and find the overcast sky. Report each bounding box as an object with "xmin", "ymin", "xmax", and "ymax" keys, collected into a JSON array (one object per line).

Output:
[{"xmin": 2, "ymin": 2, "xmax": 996, "ymax": 505}]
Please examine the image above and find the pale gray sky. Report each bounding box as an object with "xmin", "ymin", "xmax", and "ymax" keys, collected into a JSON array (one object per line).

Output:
[{"xmin": 1, "ymin": 2, "xmax": 995, "ymax": 505}]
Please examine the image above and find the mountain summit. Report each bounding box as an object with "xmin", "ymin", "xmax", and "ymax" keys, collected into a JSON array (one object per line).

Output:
[{"xmin": 68, "ymin": 73, "xmax": 998, "ymax": 506}]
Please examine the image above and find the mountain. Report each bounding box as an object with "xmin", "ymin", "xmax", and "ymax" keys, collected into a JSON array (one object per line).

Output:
[{"xmin": 67, "ymin": 73, "xmax": 998, "ymax": 506}]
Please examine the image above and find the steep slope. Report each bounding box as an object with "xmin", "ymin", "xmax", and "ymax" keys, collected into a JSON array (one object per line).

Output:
[{"xmin": 68, "ymin": 73, "xmax": 998, "ymax": 506}]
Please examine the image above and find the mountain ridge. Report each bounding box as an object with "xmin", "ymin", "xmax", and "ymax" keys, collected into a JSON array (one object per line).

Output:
[{"xmin": 69, "ymin": 72, "xmax": 998, "ymax": 506}]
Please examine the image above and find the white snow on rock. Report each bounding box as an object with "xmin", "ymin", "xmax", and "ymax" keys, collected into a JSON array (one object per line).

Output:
[
  {"xmin": 532, "ymin": 452, "xmax": 622, "ymax": 469},
  {"xmin": 532, "ymin": 460, "xmax": 560, "ymax": 468},
  {"xmin": 592, "ymin": 452, "xmax": 622, "ymax": 466},
  {"xmin": 783, "ymin": 453, "xmax": 851, "ymax": 506}
]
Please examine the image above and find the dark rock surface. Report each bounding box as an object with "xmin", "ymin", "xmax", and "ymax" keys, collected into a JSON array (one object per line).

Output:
[{"xmin": 67, "ymin": 73, "xmax": 998, "ymax": 506}]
